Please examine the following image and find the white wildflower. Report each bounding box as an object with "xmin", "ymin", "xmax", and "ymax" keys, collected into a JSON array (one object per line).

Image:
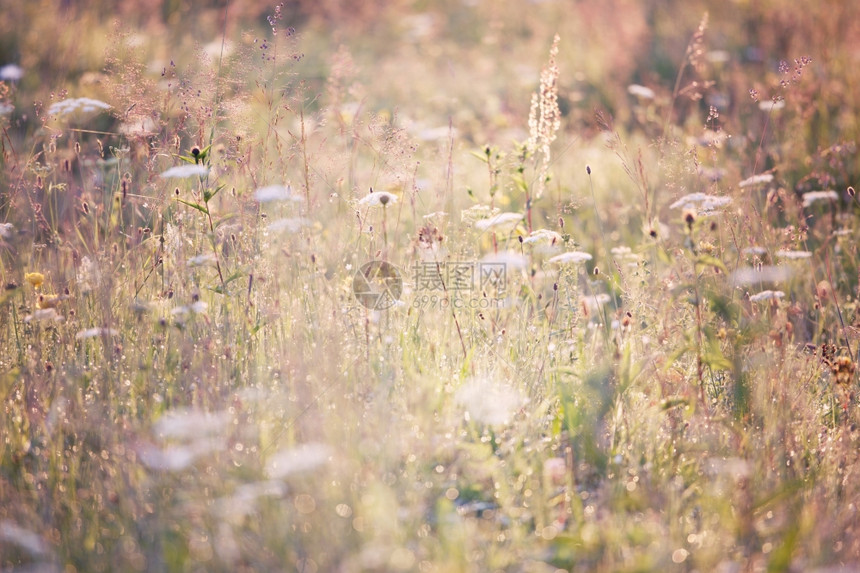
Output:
[
  {"xmin": 266, "ymin": 443, "xmax": 333, "ymax": 479},
  {"xmin": 154, "ymin": 409, "xmax": 231, "ymax": 440},
  {"xmin": 669, "ymin": 192, "xmax": 732, "ymax": 213},
  {"xmin": 138, "ymin": 408, "xmax": 231, "ymax": 472},
  {"xmin": 730, "ymin": 265, "xmax": 793, "ymax": 286},
  {"xmin": 358, "ymin": 191, "xmax": 398, "ymax": 207},
  {"xmin": 188, "ymin": 253, "xmax": 217, "ymax": 266},
  {"xmin": 0, "ymin": 102, "xmax": 13, "ymax": 115},
  {"xmin": 802, "ymin": 190, "xmax": 838, "ymax": 208},
  {"xmin": 0, "ymin": 222, "xmax": 13, "ymax": 238},
  {"xmin": 0, "ymin": 64, "xmax": 24, "ymax": 81},
  {"xmin": 254, "ymin": 184, "xmax": 303, "ymax": 203},
  {"xmin": 461, "ymin": 204, "xmax": 499, "ymax": 225},
  {"xmin": 118, "ymin": 115, "xmax": 158, "ymax": 136},
  {"xmin": 548, "ymin": 251, "xmax": 592, "ymax": 265},
  {"xmin": 75, "ymin": 327, "xmax": 118, "ymax": 340},
  {"xmin": 0, "ymin": 520, "xmax": 49, "ymax": 558},
  {"xmin": 775, "ymin": 249, "xmax": 812, "ymax": 260},
  {"xmin": 47, "ymin": 97, "xmax": 111, "ymax": 122},
  {"xmin": 610, "ymin": 246, "xmax": 639, "ymax": 262},
  {"xmin": 706, "ymin": 50, "xmax": 731, "ymax": 64},
  {"xmin": 203, "ymin": 39, "xmax": 234, "ymax": 60},
  {"xmin": 161, "ymin": 164, "xmax": 209, "ymax": 179},
  {"xmin": 582, "ymin": 293, "xmax": 612, "ymax": 311},
  {"xmin": 456, "ymin": 377, "xmax": 526, "ymax": 426},
  {"xmin": 171, "ymin": 301, "xmax": 208, "ymax": 318},
  {"xmin": 214, "ymin": 481, "xmax": 286, "ymax": 522},
  {"xmin": 24, "ymin": 308, "xmax": 63, "ymax": 323},
  {"xmin": 738, "ymin": 173, "xmax": 774, "ymax": 188},
  {"xmin": 474, "ymin": 212, "xmax": 523, "ymax": 233},
  {"xmin": 695, "ymin": 130, "xmax": 729, "ymax": 148},
  {"xmin": 749, "ymin": 290, "xmax": 785, "ymax": 303},
  {"xmin": 627, "ymin": 84, "xmax": 655, "ymax": 99},
  {"xmin": 698, "ymin": 166, "xmax": 726, "ymax": 182},
  {"xmin": 759, "ymin": 99, "xmax": 785, "ymax": 111},
  {"xmin": 522, "ymin": 228, "xmax": 563, "ymax": 245},
  {"xmin": 705, "ymin": 457, "xmax": 752, "ymax": 479},
  {"xmin": 743, "ymin": 246, "xmax": 767, "ymax": 257},
  {"xmin": 131, "ymin": 300, "xmax": 153, "ymax": 314},
  {"xmin": 138, "ymin": 438, "xmax": 224, "ymax": 472}
]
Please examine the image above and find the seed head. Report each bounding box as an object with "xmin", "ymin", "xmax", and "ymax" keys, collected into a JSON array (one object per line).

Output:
[
  {"xmin": 683, "ymin": 209, "xmax": 696, "ymax": 227},
  {"xmin": 832, "ymin": 356, "xmax": 856, "ymax": 386},
  {"xmin": 526, "ymin": 34, "xmax": 562, "ymax": 200}
]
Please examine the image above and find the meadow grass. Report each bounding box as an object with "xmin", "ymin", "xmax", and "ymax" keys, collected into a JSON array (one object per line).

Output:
[{"xmin": 1, "ymin": 1, "xmax": 859, "ymax": 571}]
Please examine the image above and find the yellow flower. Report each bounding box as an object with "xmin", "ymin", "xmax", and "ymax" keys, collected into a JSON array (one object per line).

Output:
[
  {"xmin": 36, "ymin": 294, "xmax": 63, "ymax": 309},
  {"xmin": 25, "ymin": 272, "xmax": 45, "ymax": 290}
]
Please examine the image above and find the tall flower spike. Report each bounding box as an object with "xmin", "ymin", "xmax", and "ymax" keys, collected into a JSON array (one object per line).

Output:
[{"xmin": 527, "ymin": 34, "xmax": 561, "ymax": 200}]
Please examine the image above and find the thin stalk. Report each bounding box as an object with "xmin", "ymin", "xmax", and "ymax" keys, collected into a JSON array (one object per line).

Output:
[{"xmin": 435, "ymin": 261, "xmax": 468, "ymax": 360}]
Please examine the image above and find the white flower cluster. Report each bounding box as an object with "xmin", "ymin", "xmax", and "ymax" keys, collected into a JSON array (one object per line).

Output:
[
  {"xmin": 254, "ymin": 184, "xmax": 304, "ymax": 203},
  {"xmin": 548, "ymin": 251, "xmax": 592, "ymax": 265},
  {"xmin": 474, "ymin": 212, "xmax": 523, "ymax": 233},
  {"xmin": 522, "ymin": 229, "xmax": 563, "ymax": 245},
  {"xmin": 801, "ymin": 190, "xmax": 838, "ymax": 208},
  {"xmin": 0, "ymin": 64, "xmax": 23, "ymax": 81},
  {"xmin": 47, "ymin": 97, "xmax": 111, "ymax": 122},
  {"xmin": 738, "ymin": 173, "xmax": 774, "ymax": 188},
  {"xmin": 669, "ymin": 192, "xmax": 732, "ymax": 214},
  {"xmin": 161, "ymin": 165, "xmax": 209, "ymax": 179},
  {"xmin": 748, "ymin": 290, "xmax": 785, "ymax": 303},
  {"xmin": 358, "ymin": 191, "xmax": 398, "ymax": 207}
]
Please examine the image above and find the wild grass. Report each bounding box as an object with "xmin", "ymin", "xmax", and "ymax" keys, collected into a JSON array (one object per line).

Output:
[{"xmin": 1, "ymin": 1, "xmax": 859, "ymax": 572}]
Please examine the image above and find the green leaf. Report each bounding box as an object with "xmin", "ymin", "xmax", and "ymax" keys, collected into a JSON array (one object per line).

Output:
[
  {"xmin": 203, "ymin": 184, "xmax": 226, "ymax": 203},
  {"xmin": 701, "ymin": 336, "xmax": 732, "ymax": 371},
  {"xmin": 512, "ymin": 173, "xmax": 529, "ymax": 194},
  {"xmin": 223, "ymin": 271, "xmax": 243, "ymax": 285},
  {"xmin": 212, "ymin": 271, "xmax": 244, "ymax": 294},
  {"xmin": 176, "ymin": 198, "xmax": 209, "ymax": 215},
  {"xmin": 469, "ymin": 150, "xmax": 490, "ymax": 163}
]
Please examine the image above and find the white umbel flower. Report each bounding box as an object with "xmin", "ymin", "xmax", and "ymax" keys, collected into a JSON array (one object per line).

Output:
[
  {"xmin": 548, "ymin": 251, "xmax": 592, "ymax": 265},
  {"xmin": 474, "ymin": 212, "xmax": 523, "ymax": 233},
  {"xmin": 358, "ymin": 191, "xmax": 398, "ymax": 207},
  {"xmin": 161, "ymin": 165, "xmax": 209, "ymax": 179}
]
